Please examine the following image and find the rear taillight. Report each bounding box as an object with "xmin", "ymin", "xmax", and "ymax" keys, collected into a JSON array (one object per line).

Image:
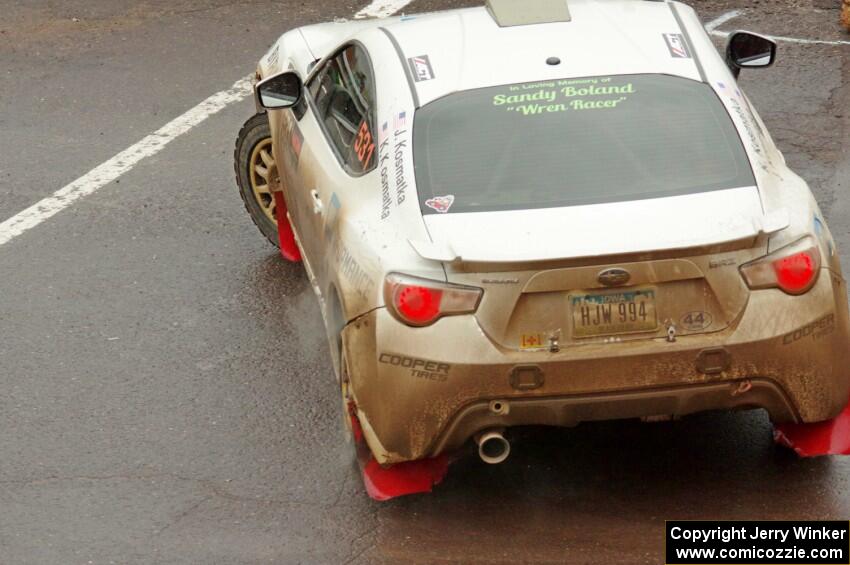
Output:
[
  {"xmin": 740, "ymin": 238, "xmax": 821, "ymax": 295},
  {"xmin": 384, "ymin": 274, "xmax": 482, "ymax": 327}
]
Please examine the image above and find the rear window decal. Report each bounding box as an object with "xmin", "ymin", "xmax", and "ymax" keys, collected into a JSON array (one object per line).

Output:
[
  {"xmin": 408, "ymin": 55, "xmax": 435, "ymax": 82},
  {"xmin": 491, "ymin": 77, "xmax": 636, "ymax": 116},
  {"xmin": 425, "ymin": 195, "xmax": 454, "ymax": 214},
  {"xmin": 663, "ymin": 33, "xmax": 691, "ymax": 58}
]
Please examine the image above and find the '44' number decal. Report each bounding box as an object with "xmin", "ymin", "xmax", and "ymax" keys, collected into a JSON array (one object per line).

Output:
[
  {"xmin": 354, "ymin": 120, "xmax": 375, "ymax": 169},
  {"xmin": 681, "ymin": 311, "xmax": 712, "ymax": 331}
]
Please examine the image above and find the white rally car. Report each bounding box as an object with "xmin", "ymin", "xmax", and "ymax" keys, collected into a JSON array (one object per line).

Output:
[{"xmin": 234, "ymin": 0, "xmax": 850, "ymax": 497}]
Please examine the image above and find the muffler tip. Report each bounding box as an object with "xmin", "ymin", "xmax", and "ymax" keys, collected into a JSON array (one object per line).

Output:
[{"xmin": 477, "ymin": 430, "xmax": 510, "ymax": 465}]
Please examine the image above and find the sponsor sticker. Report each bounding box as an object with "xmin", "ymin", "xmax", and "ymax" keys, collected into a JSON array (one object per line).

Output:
[
  {"xmin": 379, "ymin": 134, "xmax": 392, "ymax": 220},
  {"xmin": 715, "ymin": 81, "xmax": 741, "ymax": 98},
  {"xmin": 394, "ymin": 111, "xmax": 407, "ymax": 130},
  {"xmin": 283, "ymin": 121, "xmax": 304, "ymax": 171},
  {"xmin": 266, "ymin": 46, "xmax": 279, "ymax": 68},
  {"xmin": 482, "ymin": 278, "xmax": 520, "ymax": 285},
  {"xmin": 813, "ymin": 214, "xmax": 835, "ymax": 255},
  {"xmin": 425, "ymin": 195, "xmax": 455, "ymax": 214},
  {"xmin": 323, "ymin": 192, "xmax": 341, "ymax": 242},
  {"xmin": 709, "ymin": 257, "xmax": 736, "ymax": 269},
  {"xmin": 408, "ymin": 55, "xmax": 435, "ymax": 82},
  {"xmin": 336, "ymin": 245, "xmax": 375, "ymax": 302},
  {"xmin": 322, "ymin": 193, "xmax": 376, "ymax": 302},
  {"xmin": 378, "ymin": 113, "xmax": 411, "ymax": 219},
  {"xmin": 379, "ymin": 353, "xmax": 450, "ymax": 383},
  {"xmin": 782, "ymin": 314, "xmax": 836, "ymax": 345},
  {"xmin": 726, "ymin": 95, "xmax": 764, "ymax": 156},
  {"xmin": 663, "ymin": 33, "xmax": 691, "ymax": 59},
  {"xmin": 520, "ymin": 333, "xmax": 547, "ymax": 351},
  {"xmin": 290, "ymin": 123, "xmax": 304, "ymax": 159},
  {"xmin": 393, "ymin": 114, "xmax": 408, "ymax": 206},
  {"xmin": 353, "ymin": 120, "xmax": 375, "ymax": 168}
]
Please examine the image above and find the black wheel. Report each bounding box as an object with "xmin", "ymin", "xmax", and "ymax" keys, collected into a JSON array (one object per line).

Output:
[{"xmin": 234, "ymin": 113, "xmax": 279, "ymax": 247}]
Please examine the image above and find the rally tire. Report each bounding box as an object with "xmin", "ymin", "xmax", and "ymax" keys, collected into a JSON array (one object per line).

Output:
[{"xmin": 234, "ymin": 113, "xmax": 279, "ymax": 248}]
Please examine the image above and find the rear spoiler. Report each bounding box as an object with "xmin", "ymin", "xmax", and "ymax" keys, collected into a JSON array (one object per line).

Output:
[
  {"xmin": 408, "ymin": 240, "xmax": 459, "ymax": 263},
  {"xmin": 408, "ymin": 209, "xmax": 790, "ymax": 264}
]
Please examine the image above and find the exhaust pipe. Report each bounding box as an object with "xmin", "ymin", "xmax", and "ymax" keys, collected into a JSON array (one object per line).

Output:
[{"xmin": 476, "ymin": 429, "xmax": 510, "ymax": 464}]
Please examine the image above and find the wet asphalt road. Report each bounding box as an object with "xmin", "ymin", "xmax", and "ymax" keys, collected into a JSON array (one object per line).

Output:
[{"xmin": 1, "ymin": 1, "xmax": 849, "ymax": 563}]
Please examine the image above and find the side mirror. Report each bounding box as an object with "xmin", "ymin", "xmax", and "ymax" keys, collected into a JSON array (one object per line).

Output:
[
  {"xmin": 256, "ymin": 71, "xmax": 303, "ymax": 109},
  {"xmin": 725, "ymin": 31, "xmax": 777, "ymax": 78}
]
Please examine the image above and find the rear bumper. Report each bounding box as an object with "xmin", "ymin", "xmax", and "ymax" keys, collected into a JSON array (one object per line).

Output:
[
  {"xmin": 432, "ymin": 380, "xmax": 796, "ymax": 454},
  {"xmin": 342, "ymin": 269, "xmax": 850, "ymax": 464}
]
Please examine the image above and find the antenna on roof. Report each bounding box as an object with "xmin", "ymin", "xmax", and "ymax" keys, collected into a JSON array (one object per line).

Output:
[{"xmin": 485, "ymin": 0, "xmax": 572, "ymax": 27}]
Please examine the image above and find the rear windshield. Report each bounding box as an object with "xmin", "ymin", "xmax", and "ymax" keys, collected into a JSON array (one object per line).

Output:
[{"xmin": 413, "ymin": 74, "xmax": 755, "ymax": 215}]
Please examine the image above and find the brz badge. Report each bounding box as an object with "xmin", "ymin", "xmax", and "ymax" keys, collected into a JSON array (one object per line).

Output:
[{"xmin": 598, "ymin": 268, "xmax": 631, "ymax": 287}]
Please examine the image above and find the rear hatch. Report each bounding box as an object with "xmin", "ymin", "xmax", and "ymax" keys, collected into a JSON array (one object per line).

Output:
[
  {"xmin": 409, "ymin": 73, "xmax": 777, "ymax": 347},
  {"xmin": 427, "ymin": 191, "xmax": 774, "ymax": 349},
  {"xmin": 443, "ymin": 244, "xmax": 767, "ymax": 350}
]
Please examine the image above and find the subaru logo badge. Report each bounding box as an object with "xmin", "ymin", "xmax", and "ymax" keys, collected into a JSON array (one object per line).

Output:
[{"xmin": 598, "ymin": 268, "xmax": 631, "ymax": 287}]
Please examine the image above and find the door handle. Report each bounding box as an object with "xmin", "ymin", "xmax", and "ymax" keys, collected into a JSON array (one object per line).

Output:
[{"xmin": 310, "ymin": 189, "xmax": 323, "ymax": 215}]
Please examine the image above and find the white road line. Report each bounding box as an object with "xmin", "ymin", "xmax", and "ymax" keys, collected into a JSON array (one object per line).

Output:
[
  {"xmin": 354, "ymin": 0, "xmax": 414, "ymax": 19},
  {"xmin": 0, "ymin": 0, "xmax": 414, "ymax": 249},
  {"xmin": 706, "ymin": 8, "xmax": 850, "ymax": 46},
  {"xmin": 710, "ymin": 29, "xmax": 850, "ymax": 46},
  {"xmin": 705, "ymin": 9, "xmax": 744, "ymax": 32},
  {"xmin": 0, "ymin": 76, "xmax": 253, "ymax": 247}
]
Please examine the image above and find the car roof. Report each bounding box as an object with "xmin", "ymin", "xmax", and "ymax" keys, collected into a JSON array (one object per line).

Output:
[{"xmin": 378, "ymin": 0, "xmax": 706, "ymax": 106}]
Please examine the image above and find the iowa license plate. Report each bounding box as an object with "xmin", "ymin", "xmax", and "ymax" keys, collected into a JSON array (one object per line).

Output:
[{"xmin": 571, "ymin": 288, "xmax": 658, "ymax": 338}]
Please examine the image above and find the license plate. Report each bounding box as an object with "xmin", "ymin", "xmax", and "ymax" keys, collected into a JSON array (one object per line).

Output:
[{"xmin": 571, "ymin": 288, "xmax": 658, "ymax": 338}]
